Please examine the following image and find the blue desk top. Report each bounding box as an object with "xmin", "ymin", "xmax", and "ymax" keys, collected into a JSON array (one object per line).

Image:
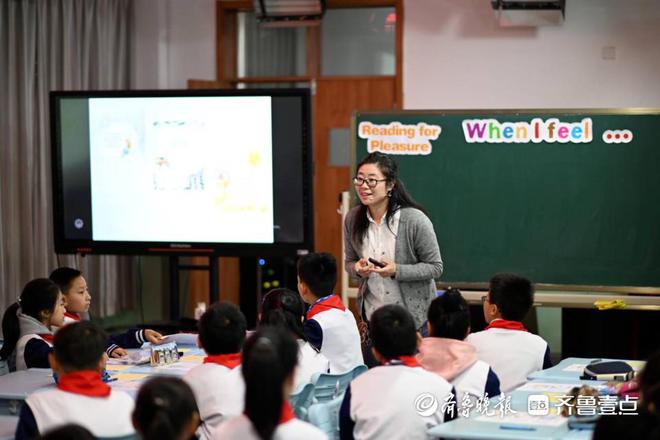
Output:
[{"xmin": 527, "ymin": 357, "xmax": 644, "ymax": 382}]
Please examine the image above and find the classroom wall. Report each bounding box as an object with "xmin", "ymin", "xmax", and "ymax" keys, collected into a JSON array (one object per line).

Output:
[
  {"xmin": 403, "ymin": 0, "xmax": 660, "ymax": 109},
  {"xmin": 132, "ymin": 0, "xmax": 216, "ymax": 89}
]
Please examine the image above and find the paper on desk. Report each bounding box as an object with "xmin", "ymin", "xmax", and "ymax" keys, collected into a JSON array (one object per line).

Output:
[
  {"xmin": 475, "ymin": 412, "xmax": 568, "ymax": 428},
  {"xmin": 105, "ymin": 364, "xmax": 131, "ymax": 372},
  {"xmin": 180, "ymin": 355, "xmax": 205, "ymax": 363},
  {"xmin": 113, "ymin": 373, "xmax": 148, "ymax": 382},
  {"xmin": 562, "ymin": 364, "xmax": 588, "ymax": 372},
  {"xmin": 516, "ymin": 382, "xmax": 582, "ymax": 393}
]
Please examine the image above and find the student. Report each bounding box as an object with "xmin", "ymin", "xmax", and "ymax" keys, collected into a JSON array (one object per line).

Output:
[
  {"xmin": 260, "ymin": 288, "xmax": 330, "ymax": 392},
  {"xmin": 183, "ymin": 302, "xmax": 246, "ymax": 438},
  {"xmin": 212, "ymin": 327, "xmax": 327, "ymax": 440},
  {"xmin": 49, "ymin": 267, "xmax": 163, "ymax": 357},
  {"xmin": 0, "ymin": 278, "xmax": 65, "ymax": 371},
  {"xmin": 298, "ymin": 252, "xmax": 363, "ymax": 373},
  {"xmin": 466, "ymin": 273, "xmax": 552, "ymax": 392},
  {"xmin": 133, "ymin": 377, "xmax": 200, "ymax": 440},
  {"xmin": 38, "ymin": 424, "xmax": 95, "ymax": 440},
  {"xmin": 417, "ymin": 288, "xmax": 501, "ymax": 408},
  {"xmin": 15, "ymin": 321, "xmax": 135, "ymax": 439},
  {"xmin": 593, "ymin": 350, "xmax": 660, "ymax": 440},
  {"xmin": 339, "ymin": 305, "xmax": 455, "ymax": 440}
]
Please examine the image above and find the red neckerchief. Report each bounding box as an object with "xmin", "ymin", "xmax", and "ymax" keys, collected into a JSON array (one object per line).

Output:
[
  {"xmin": 485, "ymin": 319, "xmax": 528, "ymax": 332},
  {"xmin": 306, "ymin": 295, "xmax": 346, "ymax": 320},
  {"xmin": 57, "ymin": 371, "xmax": 111, "ymax": 397},
  {"xmin": 37, "ymin": 333, "xmax": 54, "ymax": 344},
  {"xmin": 203, "ymin": 353, "xmax": 242, "ymax": 369},
  {"xmin": 279, "ymin": 401, "xmax": 295, "ymax": 424},
  {"xmin": 387, "ymin": 355, "xmax": 421, "ymax": 367},
  {"xmin": 64, "ymin": 312, "xmax": 81, "ymax": 321}
]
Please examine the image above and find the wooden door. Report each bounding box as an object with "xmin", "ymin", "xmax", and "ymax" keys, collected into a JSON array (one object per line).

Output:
[{"xmin": 313, "ymin": 77, "xmax": 398, "ymax": 285}]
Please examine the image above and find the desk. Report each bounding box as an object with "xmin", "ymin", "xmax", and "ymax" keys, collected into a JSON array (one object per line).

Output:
[
  {"xmin": 427, "ymin": 357, "xmax": 645, "ymax": 440},
  {"xmin": 0, "ymin": 369, "xmax": 54, "ymax": 415},
  {"xmin": 527, "ymin": 358, "xmax": 645, "ymax": 382}
]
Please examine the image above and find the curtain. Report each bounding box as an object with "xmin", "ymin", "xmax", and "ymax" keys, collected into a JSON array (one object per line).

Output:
[{"xmin": 0, "ymin": 0, "xmax": 135, "ymax": 319}]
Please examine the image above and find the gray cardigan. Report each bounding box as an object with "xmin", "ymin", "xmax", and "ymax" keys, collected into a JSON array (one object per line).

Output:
[{"xmin": 344, "ymin": 206, "xmax": 443, "ymax": 329}]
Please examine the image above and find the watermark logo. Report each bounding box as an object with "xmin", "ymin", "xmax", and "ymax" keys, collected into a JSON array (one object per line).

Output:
[
  {"xmin": 414, "ymin": 393, "xmax": 439, "ymax": 417},
  {"xmin": 528, "ymin": 395, "xmax": 550, "ymax": 416}
]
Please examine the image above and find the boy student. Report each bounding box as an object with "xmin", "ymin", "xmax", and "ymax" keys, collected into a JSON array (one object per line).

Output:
[
  {"xmin": 417, "ymin": 288, "xmax": 501, "ymax": 408},
  {"xmin": 298, "ymin": 252, "xmax": 363, "ymax": 373},
  {"xmin": 49, "ymin": 267, "xmax": 163, "ymax": 357},
  {"xmin": 466, "ymin": 273, "xmax": 552, "ymax": 392},
  {"xmin": 15, "ymin": 321, "xmax": 135, "ymax": 439},
  {"xmin": 339, "ymin": 305, "xmax": 455, "ymax": 440},
  {"xmin": 184, "ymin": 302, "xmax": 246, "ymax": 439}
]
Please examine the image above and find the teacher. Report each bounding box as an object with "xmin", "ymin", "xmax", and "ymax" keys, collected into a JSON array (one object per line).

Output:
[{"xmin": 344, "ymin": 152, "xmax": 443, "ymax": 332}]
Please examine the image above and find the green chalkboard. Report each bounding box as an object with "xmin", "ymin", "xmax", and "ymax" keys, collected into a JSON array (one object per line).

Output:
[{"xmin": 353, "ymin": 110, "xmax": 660, "ymax": 290}]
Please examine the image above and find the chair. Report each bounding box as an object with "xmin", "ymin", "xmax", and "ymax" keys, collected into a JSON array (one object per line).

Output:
[
  {"xmin": 308, "ymin": 396, "xmax": 344, "ymax": 440},
  {"xmin": 289, "ymin": 382, "xmax": 315, "ymax": 421},
  {"xmin": 310, "ymin": 364, "xmax": 367, "ymax": 403}
]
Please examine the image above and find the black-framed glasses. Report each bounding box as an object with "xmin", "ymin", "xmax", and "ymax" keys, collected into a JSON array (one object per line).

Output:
[{"xmin": 353, "ymin": 177, "xmax": 387, "ymax": 188}]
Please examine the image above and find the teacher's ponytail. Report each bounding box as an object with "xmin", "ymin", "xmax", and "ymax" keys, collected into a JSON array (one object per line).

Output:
[{"xmin": 242, "ymin": 327, "xmax": 299, "ymax": 440}]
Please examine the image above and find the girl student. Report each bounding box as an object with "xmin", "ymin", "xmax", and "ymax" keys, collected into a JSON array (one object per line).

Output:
[{"xmin": 0, "ymin": 278, "xmax": 65, "ymax": 371}]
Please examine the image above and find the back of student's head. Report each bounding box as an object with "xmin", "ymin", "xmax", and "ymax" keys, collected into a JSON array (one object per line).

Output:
[
  {"xmin": 427, "ymin": 288, "xmax": 470, "ymax": 340},
  {"xmin": 371, "ymin": 305, "xmax": 417, "ymax": 359},
  {"xmin": 39, "ymin": 424, "xmax": 95, "ymax": 440},
  {"xmin": 0, "ymin": 278, "xmax": 61, "ymax": 361},
  {"xmin": 198, "ymin": 301, "xmax": 247, "ymax": 355},
  {"xmin": 54, "ymin": 321, "xmax": 108, "ymax": 372},
  {"xmin": 640, "ymin": 350, "xmax": 660, "ymax": 414},
  {"xmin": 489, "ymin": 273, "xmax": 534, "ymax": 321},
  {"xmin": 242, "ymin": 327, "xmax": 298, "ymax": 440},
  {"xmin": 297, "ymin": 252, "xmax": 337, "ymax": 297},
  {"xmin": 133, "ymin": 377, "xmax": 199, "ymax": 440},
  {"xmin": 49, "ymin": 267, "xmax": 82, "ymax": 294},
  {"xmin": 259, "ymin": 288, "xmax": 306, "ymax": 340}
]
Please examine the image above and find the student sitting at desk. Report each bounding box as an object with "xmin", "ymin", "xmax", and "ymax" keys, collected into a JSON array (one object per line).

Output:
[
  {"xmin": 15, "ymin": 321, "xmax": 135, "ymax": 439},
  {"xmin": 133, "ymin": 377, "xmax": 201, "ymax": 440},
  {"xmin": 49, "ymin": 267, "xmax": 163, "ymax": 357},
  {"xmin": 184, "ymin": 302, "xmax": 246, "ymax": 439},
  {"xmin": 417, "ymin": 288, "xmax": 501, "ymax": 408},
  {"xmin": 298, "ymin": 252, "xmax": 364, "ymax": 373},
  {"xmin": 0, "ymin": 278, "xmax": 65, "ymax": 371},
  {"xmin": 466, "ymin": 273, "xmax": 552, "ymax": 392},
  {"xmin": 211, "ymin": 327, "xmax": 326, "ymax": 440},
  {"xmin": 339, "ymin": 305, "xmax": 455, "ymax": 440},
  {"xmin": 259, "ymin": 288, "xmax": 330, "ymax": 392}
]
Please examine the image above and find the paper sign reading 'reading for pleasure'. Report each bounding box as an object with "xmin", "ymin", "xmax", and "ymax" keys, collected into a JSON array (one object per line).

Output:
[{"xmin": 359, "ymin": 121, "xmax": 441, "ymax": 155}]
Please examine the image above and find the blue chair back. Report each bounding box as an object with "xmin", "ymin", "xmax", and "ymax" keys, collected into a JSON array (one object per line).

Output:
[
  {"xmin": 310, "ymin": 364, "xmax": 367, "ymax": 403},
  {"xmin": 308, "ymin": 396, "xmax": 343, "ymax": 440},
  {"xmin": 289, "ymin": 382, "xmax": 315, "ymax": 421}
]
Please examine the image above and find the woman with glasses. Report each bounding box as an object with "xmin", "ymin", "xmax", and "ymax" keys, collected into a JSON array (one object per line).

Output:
[{"xmin": 344, "ymin": 152, "xmax": 443, "ymax": 349}]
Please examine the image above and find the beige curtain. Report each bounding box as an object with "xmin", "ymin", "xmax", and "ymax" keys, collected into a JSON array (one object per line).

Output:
[{"xmin": 0, "ymin": 0, "xmax": 136, "ymax": 319}]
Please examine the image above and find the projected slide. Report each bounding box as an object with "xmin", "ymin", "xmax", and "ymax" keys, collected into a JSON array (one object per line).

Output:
[{"xmin": 88, "ymin": 96, "xmax": 274, "ymax": 243}]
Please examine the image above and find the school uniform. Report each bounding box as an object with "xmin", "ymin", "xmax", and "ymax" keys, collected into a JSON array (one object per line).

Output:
[
  {"xmin": 15, "ymin": 370, "xmax": 135, "ymax": 439},
  {"xmin": 339, "ymin": 357, "xmax": 455, "ymax": 440},
  {"xmin": 303, "ymin": 294, "xmax": 363, "ymax": 373},
  {"xmin": 294, "ymin": 339, "xmax": 330, "ymax": 392},
  {"xmin": 466, "ymin": 319, "xmax": 552, "ymax": 392},
  {"xmin": 184, "ymin": 353, "xmax": 245, "ymax": 439},
  {"xmin": 212, "ymin": 401, "xmax": 327, "ymax": 440},
  {"xmin": 417, "ymin": 337, "xmax": 500, "ymax": 409},
  {"xmin": 15, "ymin": 313, "xmax": 54, "ymax": 371},
  {"xmin": 61, "ymin": 311, "xmax": 148, "ymax": 356}
]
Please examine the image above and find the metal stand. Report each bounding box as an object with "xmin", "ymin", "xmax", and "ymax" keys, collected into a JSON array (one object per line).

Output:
[{"xmin": 169, "ymin": 255, "xmax": 219, "ymax": 321}]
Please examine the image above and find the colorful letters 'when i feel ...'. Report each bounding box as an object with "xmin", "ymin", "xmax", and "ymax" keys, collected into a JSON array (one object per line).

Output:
[{"xmin": 462, "ymin": 118, "xmax": 593, "ymax": 144}]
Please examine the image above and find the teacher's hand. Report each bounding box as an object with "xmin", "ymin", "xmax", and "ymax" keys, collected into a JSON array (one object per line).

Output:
[
  {"xmin": 372, "ymin": 260, "xmax": 396, "ymax": 278},
  {"xmin": 355, "ymin": 258, "xmax": 372, "ymax": 277}
]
